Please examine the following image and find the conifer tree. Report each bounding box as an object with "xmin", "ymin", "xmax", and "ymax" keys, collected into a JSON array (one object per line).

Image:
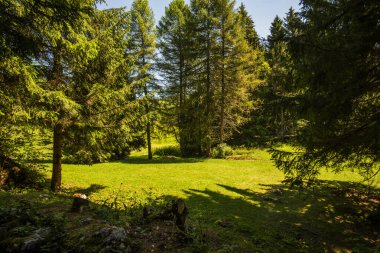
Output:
[
  {"xmin": 40, "ymin": 7, "xmax": 138, "ymax": 191},
  {"xmin": 129, "ymin": 0, "xmax": 157, "ymax": 160},
  {"xmin": 266, "ymin": 14, "xmax": 296, "ymax": 142},
  {"xmin": 157, "ymin": 0, "xmax": 196, "ymax": 156},
  {"xmin": 0, "ymin": 0, "xmax": 106, "ymax": 191},
  {"xmin": 237, "ymin": 3, "xmax": 261, "ymax": 49},
  {"xmin": 214, "ymin": 0, "xmax": 258, "ymax": 144},
  {"xmin": 271, "ymin": 0, "xmax": 380, "ymax": 183}
]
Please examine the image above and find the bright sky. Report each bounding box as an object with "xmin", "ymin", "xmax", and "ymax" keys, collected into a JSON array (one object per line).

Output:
[{"xmin": 98, "ymin": 0, "xmax": 301, "ymax": 38}]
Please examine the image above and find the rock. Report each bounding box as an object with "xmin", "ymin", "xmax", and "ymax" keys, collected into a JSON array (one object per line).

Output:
[
  {"xmin": 20, "ymin": 227, "xmax": 51, "ymax": 252},
  {"xmin": 80, "ymin": 217, "xmax": 93, "ymax": 225},
  {"xmin": 94, "ymin": 226, "xmax": 129, "ymax": 253},
  {"xmin": 216, "ymin": 219, "xmax": 233, "ymax": 228},
  {"xmin": 105, "ymin": 227, "xmax": 126, "ymax": 244},
  {"xmin": 95, "ymin": 226, "xmax": 127, "ymax": 245}
]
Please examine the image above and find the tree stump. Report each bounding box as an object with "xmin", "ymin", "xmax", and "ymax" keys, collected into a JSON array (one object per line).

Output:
[
  {"xmin": 172, "ymin": 199, "xmax": 188, "ymax": 231},
  {"xmin": 71, "ymin": 193, "xmax": 89, "ymax": 213}
]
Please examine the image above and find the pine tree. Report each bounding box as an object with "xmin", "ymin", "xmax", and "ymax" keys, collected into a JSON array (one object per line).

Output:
[
  {"xmin": 237, "ymin": 3, "xmax": 261, "ymax": 50},
  {"xmin": 129, "ymin": 0, "xmax": 157, "ymax": 160},
  {"xmin": 157, "ymin": 0, "xmax": 196, "ymax": 156},
  {"xmin": 0, "ymin": 0, "xmax": 102, "ymax": 190},
  {"xmin": 266, "ymin": 14, "xmax": 296, "ymax": 142},
  {"xmin": 179, "ymin": 0, "xmax": 267, "ymax": 155},
  {"xmin": 271, "ymin": 0, "xmax": 380, "ymax": 183},
  {"xmin": 214, "ymin": 0, "xmax": 257, "ymax": 144}
]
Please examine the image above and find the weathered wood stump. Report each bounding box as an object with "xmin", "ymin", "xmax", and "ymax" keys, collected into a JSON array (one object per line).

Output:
[
  {"xmin": 172, "ymin": 199, "xmax": 188, "ymax": 231},
  {"xmin": 71, "ymin": 193, "xmax": 89, "ymax": 213}
]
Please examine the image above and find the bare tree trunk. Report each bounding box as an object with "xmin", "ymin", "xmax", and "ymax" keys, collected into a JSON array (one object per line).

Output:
[
  {"xmin": 147, "ymin": 120, "xmax": 152, "ymax": 159},
  {"xmin": 219, "ymin": 18, "xmax": 226, "ymax": 144},
  {"xmin": 205, "ymin": 6, "xmax": 212, "ymax": 157},
  {"xmin": 144, "ymin": 81, "xmax": 153, "ymax": 160},
  {"xmin": 50, "ymin": 47, "xmax": 64, "ymax": 191},
  {"xmin": 51, "ymin": 124, "xmax": 63, "ymax": 191}
]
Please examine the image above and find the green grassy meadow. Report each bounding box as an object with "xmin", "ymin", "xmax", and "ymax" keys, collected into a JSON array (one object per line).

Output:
[
  {"xmin": 1, "ymin": 143, "xmax": 379, "ymax": 252},
  {"xmin": 39, "ymin": 145, "xmax": 379, "ymax": 252}
]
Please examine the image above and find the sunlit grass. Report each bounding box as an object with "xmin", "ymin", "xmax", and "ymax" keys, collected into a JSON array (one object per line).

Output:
[{"xmin": 38, "ymin": 143, "xmax": 380, "ymax": 252}]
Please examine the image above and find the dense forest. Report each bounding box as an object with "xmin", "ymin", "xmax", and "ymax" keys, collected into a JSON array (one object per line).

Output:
[{"xmin": 0, "ymin": 0, "xmax": 379, "ymax": 252}]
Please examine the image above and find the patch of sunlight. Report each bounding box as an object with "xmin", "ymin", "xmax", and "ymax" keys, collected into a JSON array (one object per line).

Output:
[{"xmin": 298, "ymin": 204, "xmax": 312, "ymax": 214}]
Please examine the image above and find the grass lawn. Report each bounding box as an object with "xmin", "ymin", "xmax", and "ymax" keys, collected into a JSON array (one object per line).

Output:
[
  {"xmin": 1, "ymin": 146, "xmax": 379, "ymax": 252},
  {"xmin": 45, "ymin": 147, "xmax": 379, "ymax": 252}
]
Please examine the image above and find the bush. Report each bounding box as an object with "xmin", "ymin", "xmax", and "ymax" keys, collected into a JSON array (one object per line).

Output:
[
  {"xmin": 211, "ymin": 144, "xmax": 233, "ymax": 159},
  {"xmin": 153, "ymin": 146, "xmax": 181, "ymax": 157},
  {"xmin": 0, "ymin": 155, "xmax": 45, "ymax": 189}
]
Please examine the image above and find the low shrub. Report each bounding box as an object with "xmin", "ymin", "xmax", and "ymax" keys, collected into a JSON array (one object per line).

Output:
[
  {"xmin": 0, "ymin": 155, "xmax": 45, "ymax": 189},
  {"xmin": 211, "ymin": 143, "xmax": 233, "ymax": 159},
  {"xmin": 153, "ymin": 146, "xmax": 181, "ymax": 157}
]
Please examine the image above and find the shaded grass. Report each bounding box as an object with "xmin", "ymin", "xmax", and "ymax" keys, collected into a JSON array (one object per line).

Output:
[{"xmin": 8, "ymin": 146, "xmax": 380, "ymax": 252}]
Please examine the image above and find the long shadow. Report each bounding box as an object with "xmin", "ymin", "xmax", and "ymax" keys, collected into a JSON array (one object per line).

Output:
[
  {"xmin": 120, "ymin": 155, "xmax": 205, "ymax": 164},
  {"xmin": 1, "ymin": 181, "xmax": 379, "ymax": 252},
  {"xmin": 67, "ymin": 184, "xmax": 108, "ymax": 196},
  {"xmin": 179, "ymin": 181, "xmax": 380, "ymax": 252}
]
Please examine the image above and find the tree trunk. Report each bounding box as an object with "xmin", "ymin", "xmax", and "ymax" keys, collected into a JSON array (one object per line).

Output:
[
  {"xmin": 205, "ymin": 6, "xmax": 212, "ymax": 157},
  {"xmin": 51, "ymin": 124, "xmax": 63, "ymax": 191},
  {"xmin": 219, "ymin": 18, "xmax": 226, "ymax": 144},
  {"xmin": 147, "ymin": 120, "xmax": 152, "ymax": 159}
]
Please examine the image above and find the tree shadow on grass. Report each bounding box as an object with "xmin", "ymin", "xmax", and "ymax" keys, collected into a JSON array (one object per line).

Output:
[
  {"xmin": 0, "ymin": 181, "xmax": 379, "ymax": 252},
  {"xmin": 64, "ymin": 184, "xmax": 108, "ymax": 197},
  {"xmin": 179, "ymin": 180, "xmax": 380, "ymax": 252},
  {"xmin": 120, "ymin": 155, "xmax": 205, "ymax": 164}
]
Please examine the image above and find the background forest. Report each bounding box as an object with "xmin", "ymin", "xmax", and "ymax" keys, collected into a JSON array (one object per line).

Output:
[{"xmin": 0, "ymin": 0, "xmax": 379, "ymax": 252}]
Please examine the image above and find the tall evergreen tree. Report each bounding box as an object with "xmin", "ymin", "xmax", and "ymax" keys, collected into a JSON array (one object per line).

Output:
[
  {"xmin": 164, "ymin": 0, "xmax": 267, "ymax": 155},
  {"xmin": 129, "ymin": 0, "xmax": 157, "ymax": 160},
  {"xmin": 157, "ymin": 0, "xmax": 196, "ymax": 156},
  {"xmin": 237, "ymin": 3, "xmax": 261, "ymax": 49},
  {"xmin": 39, "ymin": 7, "xmax": 138, "ymax": 191},
  {"xmin": 265, "ymin": 13, "xmax": 297, "ymax": 142},
  {"xmin": 189, "ymin": 0, "xmax": 219, "ymax": 156},
  {"xmin": 271, "ymin": 0, "xmax": 380, "ymax": 183},
  {"xmin": 214, "ymin": 0, "xmax": 258, "ymax": 144},
  {"xmin": 0, "ymin": 0, "xmax": 109, "ymax": 191}
]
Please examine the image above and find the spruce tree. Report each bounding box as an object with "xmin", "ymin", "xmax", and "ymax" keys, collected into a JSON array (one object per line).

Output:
[
  {"xmin": 214, "ymin": 0, "xmax": 258, "ymax": 144},
  {"xmin": 0, "ymin": 0, "xmax": 103, "ymax": 190},
  {"xmin": 129, "ymin": 0, "xmax": 157, "ymax": 160},
  {"xmin": 237, "ymin": 3, "xmax": 261, "ymax": 49},
  {"xmin": 157, "ymin": 0, "xmax": 195, "ymax": 156},
  {"xmin": 271, "ymin": 0, "xmax": 380, "ymax": 183}
]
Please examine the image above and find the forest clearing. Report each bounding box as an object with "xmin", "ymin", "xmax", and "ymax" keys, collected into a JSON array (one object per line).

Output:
[
  {"xmin": 0, "ymin": 143, "xmax": 379, "ymax": 252},
  {"xmin": 1, "ymin": 0, "xmax": 379, "ymax": 252}
]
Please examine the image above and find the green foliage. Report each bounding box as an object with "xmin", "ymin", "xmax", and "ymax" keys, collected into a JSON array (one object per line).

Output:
[
  {"xmin": 211, "ymin": 143, "xmax": 233, "ymax": 159},
  {"xmin": 271, "ymin": 0, "xmax": 380, "ymax": 182},
  {"xmin": 0, "ymin": 155, "xmax": 45, "ymax": 189},
  {"xmin": 129, "ymin": 0, "xmax": 158, "ymax": 160},
  {"xmin": 153, "ymin": 146, "xmax": 181, "ymax": 157},
  {"xmin": 158, "ymin": 0, "xmax": 268, "ymax": 156},
  {"xmin": 231, "ymin": 11, "xmax": 298, "ymax": 147}
]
